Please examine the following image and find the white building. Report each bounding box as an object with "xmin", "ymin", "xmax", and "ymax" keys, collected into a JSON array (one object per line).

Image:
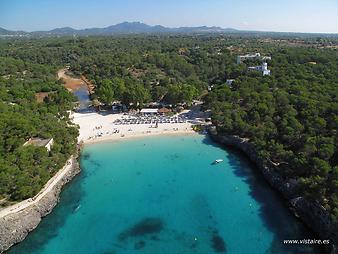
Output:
[
  {"xmin": 261, "ymin": 62, "xmax": 271, "ymax": 76},
  {"xmin": 140, "ymin": 108, "xmax": 159, "ymax": 115},
  {"xmin": 23, "ymin": 137, "xmax": 54, "ymax": 152},
  {"xmin": 236, "ymin": 53, "xmax": 261, "ymax": 64},
  {"xmin": 236, "ymin": 53, "xmax": 272, "ymax": 65},
  {"xmin": 262, "ymin": 56, "xmax": 272, "ymax": 61},
  {"xmin": 248, "ymin": 62, "xmax": 271, "ymax": 76}
]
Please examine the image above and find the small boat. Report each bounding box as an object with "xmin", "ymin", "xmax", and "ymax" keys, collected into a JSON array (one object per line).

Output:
[
  {"xmin": 73, "ymin": 204, "xmax": 81, "ymax": 213},
  {"xmin": 213, "ymin": 159, "xmax": 223, "ymax": 164}
]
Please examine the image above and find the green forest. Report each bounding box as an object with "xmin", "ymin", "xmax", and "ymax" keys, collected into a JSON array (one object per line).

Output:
[
  {"xmin": 0, "ymin": 55, "xmax": 78, "ymax": 203},
  {"xmin": 205, "ymin": 47, "xmax": 338, "ymax": 221},
  {"xmin": 0, "ymin": 35, "xmax": 337, "ymax": 222}
]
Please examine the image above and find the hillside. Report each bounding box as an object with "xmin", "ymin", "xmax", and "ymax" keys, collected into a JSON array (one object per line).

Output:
[{"xmin": 2, "ymin": 22, "xmax": 337, "ymax": 38}]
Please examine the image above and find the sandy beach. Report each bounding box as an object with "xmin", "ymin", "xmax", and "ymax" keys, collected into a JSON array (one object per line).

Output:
[
  {"xmin": 0, "ymin": 111, "xmax": 195, "ymax": 218},
  {"xmin": 72, "ymin": 111, "xmax": 196, "ymax": 144}
]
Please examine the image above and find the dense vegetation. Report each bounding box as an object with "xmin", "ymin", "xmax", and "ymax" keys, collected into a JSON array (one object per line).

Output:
[
  {"xmin": 206, "ymin": 47, "xmax": 338, "ymax": 220},
  {"xmin": 0, "ymin": 36, "xmax": 337, "ymax": 223},
  {"xmin": 0, "ymin": 36, "xmax": 248, "ymax": 107},
  {"xmin": 0, "ymin": 55, "xmax": 78, "ymax": 203}
]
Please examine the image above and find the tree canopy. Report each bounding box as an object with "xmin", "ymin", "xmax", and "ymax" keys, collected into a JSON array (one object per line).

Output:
[
  {"xmin": 0, "ymin": 35, "xmax": 337, "ymax": 223},
  {"xmin": 205, "ymin": 46, "xmax": 338, "ymax": 221},
  {"xmin": 0, "ymin": 55, "xmax": 78, "ymax": 203}
]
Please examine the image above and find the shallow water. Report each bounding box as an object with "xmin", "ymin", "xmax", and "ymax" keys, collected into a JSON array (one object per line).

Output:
[
  {"xmin": 8, "ymin": 135, "xmax": 321, "ymax": 253},
  {"xmin": 74, "ymin": 86, "xmax": 91, "ymax": 111}
]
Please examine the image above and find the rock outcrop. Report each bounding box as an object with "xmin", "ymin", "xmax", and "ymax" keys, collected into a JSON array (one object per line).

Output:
[
  {"xmin": 0, "ymin": 156, "xmax": 80, "ymax": 253},
  {"xmin": 208, "ymin": 126, "xmax": 338, "ymax": 253}
]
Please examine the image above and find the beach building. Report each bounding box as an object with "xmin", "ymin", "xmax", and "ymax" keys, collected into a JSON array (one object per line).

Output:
[
  {"xmin": 112, "ymin": 103, "xmax": 127, "ymax": 112},
  {"xmin": 23, "ymin": 137, "xmax": 54, "ymax": 152},
  {"xmin": 140, "ymin": 108, "xmax": 159, "ymax": 115},
  {"xmin": 248, "ymin": 62, "xmax": 271, "ymax": 76}
]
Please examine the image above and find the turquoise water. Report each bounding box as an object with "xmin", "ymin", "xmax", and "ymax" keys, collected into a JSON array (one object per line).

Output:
[{"xmin": 8, "ymin": 135, "xmax": 320, "ymax": 254}]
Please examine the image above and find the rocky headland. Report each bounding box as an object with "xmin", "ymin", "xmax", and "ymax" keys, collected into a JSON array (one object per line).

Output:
[
  {"xmin": 0, "ymin": 156, "xmax": 81, "ymax": 253},
  {"xmin": 208, "ymin": 126, "xmax": 338, "ymax": 254}
]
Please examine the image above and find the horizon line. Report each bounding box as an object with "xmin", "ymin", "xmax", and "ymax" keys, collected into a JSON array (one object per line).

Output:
[{"xmin": 1, "ymin": 21, "xmax": 338, "ymax": 35}]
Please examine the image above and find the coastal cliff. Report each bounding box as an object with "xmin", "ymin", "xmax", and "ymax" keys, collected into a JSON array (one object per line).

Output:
[
  {"xmin": 0, "ymin": 156, "xmax": 81, "ymax": 253},
  {"xmin": 208, "ymin": 127, "xmax": 338, "ymax": 254}
]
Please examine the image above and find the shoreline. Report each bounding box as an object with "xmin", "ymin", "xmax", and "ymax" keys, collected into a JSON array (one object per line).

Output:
[
  {"xmin": 0, "ymin": 129, "xmax": 197, "ymax": 253},
  {"xmin": 0, "ymin": 157, "xmax": 75, "ymax": 218},
  {"xmin": 83, "ymin": 129, "xmax": 197, "ymax": 145},
  {"xmin": 0, "ymin": 105, "xmax": 199, "ymax": 252},
  {"xmin": 208, "ymin": 128, "xmax": 338, "ymax": 253},
  {"xmin": 0, "ymin": 155, "xmax": 81, "ymax": 253},
  {"xmin": 2, "ymin": 122, "xmax": 334, "ymax": 253},
  {"xmin": 71, "ymin": 111, "xmax": 197, "ymax": 144}
]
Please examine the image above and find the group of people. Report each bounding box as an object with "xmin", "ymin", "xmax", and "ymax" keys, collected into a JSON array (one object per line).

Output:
[
  {"xmin": 88, "ymin": 128, "xmax": 120, "ymax": 140},
  {"xmin": 85, "ymin": 113, "xmax": 190, "ymax": 141}
]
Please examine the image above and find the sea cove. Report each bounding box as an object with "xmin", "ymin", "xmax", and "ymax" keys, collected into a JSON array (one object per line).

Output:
[{"xmin": 8, "ymin": 135, "xmax": 319, "ymax": 254}]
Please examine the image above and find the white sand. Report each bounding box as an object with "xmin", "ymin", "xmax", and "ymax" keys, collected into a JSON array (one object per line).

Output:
[
  {"xmin": 72, "ymin": 111, "xmax": 195, "ymax": 144},
  {"xmin": 0, "ymin": 112, "xmax": 195, "ymax": 217}
]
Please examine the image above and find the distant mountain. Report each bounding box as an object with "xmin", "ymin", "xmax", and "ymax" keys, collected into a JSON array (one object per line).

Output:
[
  {"xmin": 0, "ymin": 27, "xmax": 28, "ymax": 36},
  {"xmin": 0, "ymin": 27, "xmax": 9, "ymax": 34},
  {"xmin": 0, "ymin": 22, "xmax": 337, "ymax": 37},
  {"xmin": 0, "ymin": 22, "xmax": 239, "ymax": 37},
  {"xmin": 49, "ymin": 27, "xmax": 77, "ymax": 34}
]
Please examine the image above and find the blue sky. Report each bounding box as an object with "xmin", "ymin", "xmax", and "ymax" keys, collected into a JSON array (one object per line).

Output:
[{"xmin": 1, "ymin": 0, "xmax": 337, "ymax": 33}]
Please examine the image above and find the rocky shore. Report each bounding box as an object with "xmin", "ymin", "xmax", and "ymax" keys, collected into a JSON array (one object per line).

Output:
[
  {"xmin": 208, "ymin": 127, "xmax": 338, "ymax": 254},
  {"xmin": 0, "ymin": 156, "xmax": 81, "ymax": 253}
]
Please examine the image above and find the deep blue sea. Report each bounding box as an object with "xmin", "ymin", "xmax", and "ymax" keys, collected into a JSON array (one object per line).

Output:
[{"xmin": 8, "ymin": 135, "xmax": 320, "ymax": 254}]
